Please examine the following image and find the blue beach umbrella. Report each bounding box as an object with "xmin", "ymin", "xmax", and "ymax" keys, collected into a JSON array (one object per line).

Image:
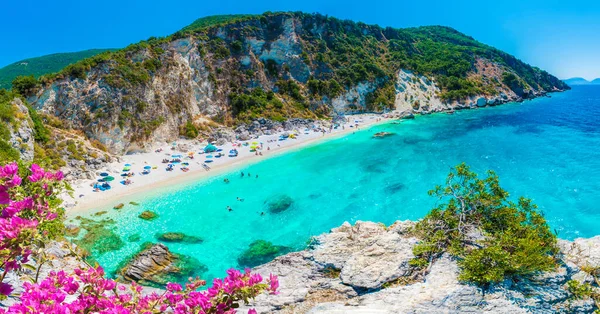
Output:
[
  {"xmin": 204, "ymin": 144, "xmax": 217, "ymax": 153},
  {"xmin": 124, "ymin": 164, "xmax": 131, "ymax": 167},
  {"xmin": 99, "ymin": 172, "xmax": 109, "ymax": 177},
  {"xmin": 144, "ymin": 166, "xmax": 152, "ymax": 170}
]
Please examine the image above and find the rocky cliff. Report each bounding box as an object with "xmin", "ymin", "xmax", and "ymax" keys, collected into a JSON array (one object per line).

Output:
[
  {"xmin": 243, "ymin": 221, "xmax": 599, "ymax": 313},
  {"xmin": 26, "ymin": 12, "xmax": 568, "ymax": 154},
  {"xmin": 2, "ymin": 221, "xmax": 598, "ymax": 313}
]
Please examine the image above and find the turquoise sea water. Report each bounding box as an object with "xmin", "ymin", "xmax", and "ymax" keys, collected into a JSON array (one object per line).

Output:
[{"xmin": 83, "ymin": 86, "xmax": 600, "ymax": 282}]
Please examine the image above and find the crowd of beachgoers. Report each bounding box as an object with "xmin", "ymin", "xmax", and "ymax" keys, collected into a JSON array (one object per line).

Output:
[{"xmin": 64, "ymin": 114, "xmax": 390, "ymax": 213}]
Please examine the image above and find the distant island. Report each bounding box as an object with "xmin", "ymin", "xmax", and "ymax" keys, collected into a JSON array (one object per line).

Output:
[{"xmin": 563, "ymin": 77, "xmax": 600, "ymax": 86}]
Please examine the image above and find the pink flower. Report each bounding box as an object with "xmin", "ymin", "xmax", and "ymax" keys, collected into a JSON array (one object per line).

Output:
[
  {"xmin": 166, "ymin": 282, "xmax": 183, "ymax": 292},
  {"xmin": 0, "ymin": 189, "xmax": 9, "ymax": 205},
  {"xmin": 54, "ymin": 171, "xmax": 64, "ymax": 181},
  {"xmin": 0, "ymin": 163, "xmax": 18, "ymax": 178},
  {"xmin": 269, "ymin": 274, "xmax": 279, "ymax": 294},
  {"xmin": 27, "ymin": 164, "xmax": 45, "ymax": 183},
  {"xmin": 0, "ymin": 282, "xmax": 13, "ymax": 296},
  {"xmin": 6, "ymin": 175, "xmax": 22, "ymax": 188}
]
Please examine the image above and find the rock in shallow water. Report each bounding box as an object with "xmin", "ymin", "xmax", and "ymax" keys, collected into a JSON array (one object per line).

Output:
[
  {"xmin": 119, "ymin": 243, "xmax": 206, "ymax": 287},
  {"xmin": 266, "ymin": 195, "xmax": 294, "ymax": 213},
  {"xmin": 155, "ymin": 232, "xmax": 203, "ymax": 244},
  {"xmin": 237, "ymin": 240, "xmax": 292, "ymax": 268}
]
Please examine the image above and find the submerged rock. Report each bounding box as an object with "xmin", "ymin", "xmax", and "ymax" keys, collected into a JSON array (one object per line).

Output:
[
  {"xmin": 127, "ymin": 234, "xmax": 141, "ymax": 242},
  {"xmin": 155, "ymin": 232, "xmax": 203, "ymax": 244},
  {"xmin": 372, "ymin": 131, "xmax": 394, "ymax": 138},
  {"xmin": 74, "ymin": 217, "xmax": 125, "ymax": 257},
  {"xmin": 266, "ymin": 195, "xmax": 294, "ymax": 213},
  {"xmin": 119, "ymin": 243, "xmax": 206, "ymax": 287},
  {"xmin": 139, "ymin": 210, "xmax": 158, "ymax": 221},
  {"xmin": 237, "ymin": 240, "xmax": 292, "ymax": 268},
  {"xmin": 65, "ymin": 224, "xmax": 81, "ymax": 237}
]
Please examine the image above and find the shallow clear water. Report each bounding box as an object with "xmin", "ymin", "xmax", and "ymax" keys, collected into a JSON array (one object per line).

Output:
[{"xmin": 81, "ymin": 86, "xmax": 600, "ymax": 282}]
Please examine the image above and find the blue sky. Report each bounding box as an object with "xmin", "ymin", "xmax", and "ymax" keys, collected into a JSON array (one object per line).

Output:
[{"xmin": 1, "ymin": 0, "xmax": 599, "ymax": 79}]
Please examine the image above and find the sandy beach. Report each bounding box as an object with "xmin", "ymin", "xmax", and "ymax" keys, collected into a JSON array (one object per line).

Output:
[{"xmin": 65, "ymin": 114, "xmax": 392, "ymax": 215}]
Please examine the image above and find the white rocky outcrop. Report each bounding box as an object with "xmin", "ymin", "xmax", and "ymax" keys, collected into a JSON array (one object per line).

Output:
[
  {"xmin": 394, "ymin": 69, "xmax": 446, "ymax": 114},
  {"xmin": 242, "ymin": 220, "xmax": 599, "ymax": 313}
]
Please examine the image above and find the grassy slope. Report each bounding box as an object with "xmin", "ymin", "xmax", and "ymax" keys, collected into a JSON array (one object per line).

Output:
[{"xmin": 0, "ymin": 49, "xmax": 116, "ymax": 89}]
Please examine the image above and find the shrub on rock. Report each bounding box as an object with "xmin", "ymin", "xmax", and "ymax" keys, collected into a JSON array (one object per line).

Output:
[{"xmin": 411, "ymin": 163, "xmax": 558, "ymax": 287}]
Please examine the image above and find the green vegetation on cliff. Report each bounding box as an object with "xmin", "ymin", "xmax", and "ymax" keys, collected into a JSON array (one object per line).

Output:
[
  {"xmin": 411, "ymin": 163, "xmax": 558, "ymax": 286},
  {"xmin": 13, "ymin": 12, "xmax": 567, "ymax": 151},
  {"xmin": 0, "ymin": 49, "xmax": 116, "ymax": 89}
]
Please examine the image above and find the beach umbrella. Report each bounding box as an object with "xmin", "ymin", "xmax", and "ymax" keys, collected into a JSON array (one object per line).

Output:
[
  {"xmin": 98, "ymin": 178, "xmax": 105, "ymax": 182},
  {"xmin": 204, "ymin": 144, "xmax": 217, "ymax": 153},
  {"xmin": 182, "ymin": 162, "xmax": 189, "ymax": 166},
  {"xmin": 99, "ymin": 172, "xmax": 109, "ymax": 177},
  {"xmin": 124, "ymin": 164, "xmax": 131, "ymax": 167},
  {"xmin": 144, "ymin": 166, "xmax": 151, "ymax": 170},
  {"xmin": 122, "ymin": 167, "xmax": 130, "ymax": 172},
  {"xmin": 251, "ymin": 141, "xmax": 258, "ymax": 145},
  {"xmin": 121, "ymin": 173, "xmax": 128, "ymax": 177},
  {"xmin": 104, "ymin": 176, "xmax": 115, "ymax": 182}
]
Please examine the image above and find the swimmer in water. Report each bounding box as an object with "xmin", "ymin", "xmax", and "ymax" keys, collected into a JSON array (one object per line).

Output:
[{"xmin": 227, "ymin": 206, "xmax": 233, "ymax": 212}]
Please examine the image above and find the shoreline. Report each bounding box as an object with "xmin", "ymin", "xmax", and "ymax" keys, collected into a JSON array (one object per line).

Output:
[
  {"xmin": 65, "ymin": 90, "xmax": 567, "ymax": 216},
  {"xmin": 66, "ymin": 113, "xmax": 392, "ymax": 215}
]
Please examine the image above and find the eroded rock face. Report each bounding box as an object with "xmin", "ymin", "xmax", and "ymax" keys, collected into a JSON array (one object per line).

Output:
[
  {"xmin": 241, "ymin": 221, "xmax": 600, "ymax": 314},
  {"xmin": 8, "ymin": 98, "xmax": 35, "ymax": 162},
  {"xmin": 339, "ymin": 231, "xmax": 417, "ymax": 289}
]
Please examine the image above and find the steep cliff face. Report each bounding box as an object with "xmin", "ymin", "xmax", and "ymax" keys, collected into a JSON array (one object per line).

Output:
[
  {"xmin": 28, "ymin": 12, "xmax": 568, "ymax": 153},
  {"xmin": 7, "ymin": 98, "xmax": 35, "ymax": 162}
]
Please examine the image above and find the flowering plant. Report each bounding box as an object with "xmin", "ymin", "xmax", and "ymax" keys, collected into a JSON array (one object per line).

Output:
[
  {"xmin": 0, "ymin": 163, "xmax": 278, "ymax": 313},
  {"xmin": 1, "ymin": 266, "xmax": 278, "ymax": 313},
  {"xmin": 0, "ymin": 162, "xmax": 64, "ymax": 297}
]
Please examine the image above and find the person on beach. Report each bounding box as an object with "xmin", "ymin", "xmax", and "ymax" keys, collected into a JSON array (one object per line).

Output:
[
  {"xmin": 241, "ymin": 172, "xmax": 244, "ymax": 177},
  {"xmin": 224, "ymin": 178, "xmax": 230, "ymax": 184},
  {"xmin": 260, "ymin": 212, "xmax": 265, "ymax": 216},
  {"xmin": 227, "ymin": 206, "xmax": 233, "ymax": 212},
  {"xmin": 248, "ymin": 172, "xmax": 251, "ymax": 177}
]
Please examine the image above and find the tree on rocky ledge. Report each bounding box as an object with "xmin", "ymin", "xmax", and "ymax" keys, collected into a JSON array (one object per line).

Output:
[{"xmin": 411, "ymin": 163, "xmax": 558, "ymax": 287}]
